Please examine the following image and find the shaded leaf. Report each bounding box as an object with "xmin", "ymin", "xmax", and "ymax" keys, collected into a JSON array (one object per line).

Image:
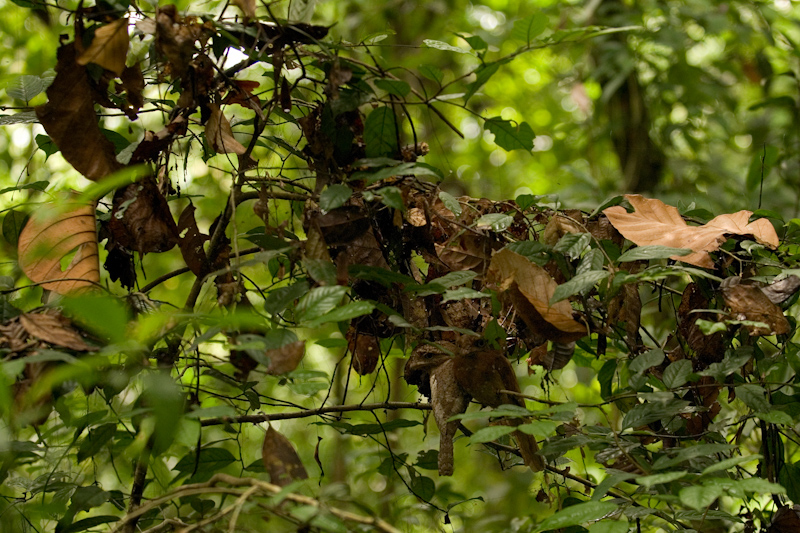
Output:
[
  {"xmin": 375, "ymin": 78, "xmax": 411, "ymax": 97},
  {"xmin": 18, "ymin": 201, "xmax": 100, "ymax": 294},
  {"xmin": 550, "ymin": 270, "xmax": 609, "ymax": 304},
  {"xmin": 6, "ymin": 75, "xmax": 44, "ymax": 102},
  {"xmin": 19, "ymin": 311, "xmax": 96, "ymax": 351},
  {"xmin": 109, "ymin": 177, "xmax": 178, "ymax": 254},
  {"xmin": 538, "ymin": 501, "xmax": 617, "ymax": 531},
  {"xmin": 422, "ymin": 39, "xmax": 472, "ymax": 54},
  {"xmin": 265, "ymin": 340, "xmax": 306, "ymax": 375},
  {"xmin": 3, "ymin": 210, "xmax": 28, "ymax": 246},
  {"xmin": 511, "ymin": 13, "xmax": 548, "ymax": 45},
  {"xmin": 320, "ymin": 184, "xmax": 352, "ymax": 212},
  {"xmin": 720, "ymin": 276, "xmax": 789, "ymax": 335},
  {"xmin": 35, "ymin": 43, "xmax": 123, "ymax": 181},
  {"xmin": 206, "ymin": 104, "xmax": 248, "ymax": 155},
  {"xmin": 464, "ymin": 59, "xmax": 510, "ymax": 103},
  {"xmin": 364, "ymin": 106, "xmax": 398, "ymax": 158},
  {"xmin": 77, "ymin": 19, "xmax": 130, "ymax": 75},
  {"xmin": 620, "ymin": 399, "xmax": 690, "ymax": 431},
  {"xmin": 173, "ymin": 447, "xmax": 236, "ymax": 474},
  {"xmin": 0, "ymin": 111, "xmax": 39, "ymax": 125},
  {"xmin": 61, "ymin": 516, "xmax": 119, "ymax": 533},
  {"xmin": 484, "ymin": 117, "xmax": 535, "ymax": 152},
  {"xmin": 262, "ymin": 425, "xmax": 308, "ymax": 486},
  {"xmin": 233, "ymin": 0, "xmax": 255, "ymax": 18},
  {"xmin": 616, "ymin": 245, "xmax": 692, "ymax": 262}
]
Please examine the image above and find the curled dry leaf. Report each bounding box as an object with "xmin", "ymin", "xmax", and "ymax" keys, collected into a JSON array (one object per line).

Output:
[
  {"xmin": 720, "ymin": 276, "xmax": 790, "ymax": 336},
  {"xmin": 265, "ymin": 340, "xmax": 306, "ymax": 375},
  {"xmin": 108, "ymin": 177, "xmax": 178, "ymax": 254},
  {"xmin": 77, "ymin": 18, "xmax": 130, "ymax": 75},
  {"xmin": 488, "ymin": 248, "xmax": 586, "ymax": 343},
  {"xmin": 19, "ymin": 311, "xmax": 96, "ymax": 352},
  {"xmin": 36, "ymin": 43, "xmax": 123, "ymax": 182},
  {"xmin": 761, "ymin": 275, "xmax": 800, "ymax": 305},
  {"xmin": 18, "ymin": 202, "xmax": 99, "ymax": 294},
  {"xmin": 604, "ymin": 194, "xmax": 779, "ymax": 269},
  {"xmin": 262, "ymin": 425, "xmax": 309, "ymax": 487},
  {"xmin": 347, "ymin": 329, "xmax": 380, "ymax": 375},
  {"xmin": 206, "ymin": 104, "xmax": 248, "ymax": 155},
  {"xmin": 233, "ymin": 0, "xmax": 256, "ymax": 18}
]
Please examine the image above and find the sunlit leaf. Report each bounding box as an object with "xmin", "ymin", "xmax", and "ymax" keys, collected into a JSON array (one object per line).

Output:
[{"xmin": 77, "ymin": 19, "xmax": 130, "ymax": 75}]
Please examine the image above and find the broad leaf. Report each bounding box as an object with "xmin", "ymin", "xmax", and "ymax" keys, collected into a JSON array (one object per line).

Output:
[
  {"xmin": 465, "ymin": 59, "xmax": 510, "ymax": 103},
  {"xmin": 484, "ymin": 117, "xmax": 535, "ymax": 151},
  {"xmin": 320, "ymin": 184, "xmax": 352, "ymax": 212},
  {"xmin": 18, "ymin": 201, "xmax": 99, "ymax": 294},
  {"xmin": 538, "ymin": 501, "xmax": 617, "ymax": 531},
  {"xmin": 77, "ymin": 19, "xmax": 130, "ymax": 75},
  {"xmin": 262, "ymin": 426, "xmax": 308, "ymax": 486},
  {"xmin": 6, "ymin": 75, "xmax": 45, "ymax": 102},
  {"xmin": 364, "ymin": 106, "xmax": 399, "ymax": 158},
  {"xmin": 206, "ymin": 104, "xmax": 247, "ymax": 154},
  {"xmin": 511, "ymin": 13, "xmax": 548, "ymax": 45}
]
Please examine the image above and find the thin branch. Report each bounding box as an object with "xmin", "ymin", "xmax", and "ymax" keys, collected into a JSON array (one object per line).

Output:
[{"xmin": 200, "ymin": 401, "xmax": 431, "ymax": 426}]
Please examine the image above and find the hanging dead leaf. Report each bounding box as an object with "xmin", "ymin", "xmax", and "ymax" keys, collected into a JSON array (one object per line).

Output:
[
  {"xmin": 19, "ymin": 311, "xmax": 96, "ymax": 352},
  {"xmin": 119, "ymin": 64, "xmax": 145, "ymax": 113},
  {"xmin": 347, "ymin": 329, "xmax": 380, "ymax": 375},
  {"xmin": 262, "ymin": 425, "xmax": 309, "ymax": 486},
  {"xmin": 222, "ymin": 79, "xmax": 264, "ymax": 119},
  {"xmin": 18, "ymin": 202, "xmax": 99, "ymax": 294},
  {"xmin": 176, "ymin": 203, "xmax": 209, "ymax": 276},
  {"xmin": 206, "ymin": 104, "xmax": 248, "ymax": 155},
  {"xmin": 761, "ymin": 275, "xmax": 800, "ymax": 305},
  {"xmin": 542, "ymin": 211, "xmax": 584, "ymax": 245},
  {"xmin": 35, "ymin": 43, "xmax": 123, "ymax": 182},
  {"xmin": 108, "ymin": 177, "xmax": 178, "ymax": 254},
  {"xmin": 720, "ymin": 276, "xmax": 790, "ymax": 336},
  {"xmin": 487, "ymin": 248, "xmax": 586, "ymax": 343},
  {"xmin": 232, "ymin": 0, "xmax": 256, "ymax": 18},
  {"xmin": 77, "ymin": 18, "xmax": 130, "ymax": 75},
  {"xmin": 603, "ymin": 195, "xmax": 780, "ymax": 268},
  {"xmin": 767, "ymin": 506, "xmax": 800, "ymax": 533},
  {"xmin": 265, "ymin": 340, "xmax": 306, "ymax": 375}
]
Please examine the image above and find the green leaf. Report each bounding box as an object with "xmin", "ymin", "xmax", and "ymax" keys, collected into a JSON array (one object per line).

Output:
[
  {"xmin": 620, "ymin": 399, "xmax": 690, "ymax": 431},
  {"xmin": 550, "ymin": 270, "xmax": 608, "ymax": 304},
  {"xmin": 698, "ymin": 348, "xmax": 752, "ymax": 381},
  {"xmin": 455, "ymin": 32, "xmax": 488, "ymax": 50},
  {"xmin": 438, "ymin": 190, "xmax": 462, "ymax": 216},
  {"xmin": 288, "ymin": 0, "xmax": 316, "ymax": 22},
  {"xmin": 637, "ymin": 471, "xmax": 688, "ymax": 488},
  {"xmin": 779, "ymin": 462, "xmax": 800, "ymax": 504},
  {"xmin": 511, "ymin": 13, "xmax": 548, "ymax": 45},
  {"xmin": 735, "ymin": 384, "xmax": 770, "ymax": 412},
  {"xmin": 264, "ymin": 281, "xmax": 310, "ymax": 315},
  {"xmin": 537, "ymin": 501, "xmax": 617, "ymax": 531},
  {"xmin": 377, "ymin": 186, "xmax": 404, "ymax": 210},
  {"xmin": 6, "ymin": 75, "xmax": 44, "ymax": 102},
  {"xmin": 173, "ymin": 447, "xmax": 236, "ymax": 474},
  {"xmin": 554, "ymin": 233, "xmax": 591, "ymax": 259},
  {"xmin": 364, "ymin": 106, "xmax": 399, "ymax": 158},
  {"xmin": 746, "ymin": 145, "xmax": 779, "ymax": 192},
  {"xmin": 36, "ymin": 135, "xmax": 58, "ymax": 161},
  {"xmin": 587, "ymin": 521, "xmax": 629, "ymax": 533},
  {"xmin": 0, "ymin": 111, "xmax": 39, "ymax": 125},
  {"xmin": 702, "ymin": 455, "xmax": 761, "ymax": 475},
  {"xmin": 374, "ymin": 78, "xmax": 411, "ymax": 97},
  {"xmin": 305, "ymin": 300, "xmax": 375, "ymax": 327},
  {"xmin": 143, "ymin": 373, "xmax": 185, "ymax": 456},
  {"xmin": 695, "ymin": 318, "xmax": 728, "ymax": 335},
  {"xmin": 320, "ymin": 184, "xmax": 352, "ymax": 212},
  {"xmin": 419, "ymin": 64, "xmax": 444, "ymax": 85},
  {"xmin": 628, "ymin": 349, "xmax": 665, "ymax": 375},
  {"xmin": 465, "ymin": 59, "xmax": 510, "ymax": 103},
  {"xmin": 296, "ymin": 286, "xmax": 348, "ymax": 322},
  {"xmin": 755, "ymin": 410, "xmax": 793, "ymax": 425},
  {"xmin": 679, "ymin": 484, "xmax": 723, "ymax": 510},
  {"xmin": 516, "ymin": 420, "xmax": 557, "ymax": 436},
  {"xmin": 422, "ymin": 39, "xmax": 472, "ymax": 54},
  {"xmin": 2, "ymin": 210, "xmax": 28, "ymax": 246},
  {"xmin": 652, "ymin": 444, "xmax": 735, "ymax": 470},
  {"xmin": 77, "ymin": 423, "xmax": 117, "ymax": 463},
  {"xmin": 475, "ymin": 213, "xmax": 514, "ymax": 232},
  {"xmin": 303, "ymin": 258, "xmax": 337, "ymax": 286},
  {"xmin": 62, "ymin": 294, "xmax": 129, "ymax": 344},
  {"xmin": 349, "ymin": 265, "xmax": 415, "ymax": 286},
  {"xmin": 0, "ymin": 181, "xmax": 48, "ymax": 195},
  {"xmin": 506, "ymin": 240, "xmax": 550, "ymax": 265},
  {"xmin": 406, "ymin": 270, "xmax": 477, "ymax": 295},
  {"xmin": 662, "ymin": 359, "xmax": 692, "ymax": 389},
  {"xmin": 469, "ymin": 425, "xmax": 515, "ymax": 444},
  {"xmin": 61, "ymin": 515, "xmax": 119, "ymax": 533},
  {"xmin": 484, "ymin": 117, "xmax": 535, "ymax": 151},
  {"xmin": 441, "ymin": 287, "xmax": 488, "ymax": 303},
  {"xmin": 410, "ymin": 474, "xmax": 435, "ymax": 500},
  {"xmin": 617, "ymin": 245, "xmax": 693, "ymax": 262}
]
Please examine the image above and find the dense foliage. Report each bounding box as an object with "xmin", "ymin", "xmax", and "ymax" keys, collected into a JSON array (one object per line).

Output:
[{"xmin": 1, "ymin": 1, "xmax": 800, "ymax": 532}]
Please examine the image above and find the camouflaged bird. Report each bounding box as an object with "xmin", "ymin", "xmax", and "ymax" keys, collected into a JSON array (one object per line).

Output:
[{"xmin": 404, "ymin": 343, "xmax": 544, "ymax": 476}]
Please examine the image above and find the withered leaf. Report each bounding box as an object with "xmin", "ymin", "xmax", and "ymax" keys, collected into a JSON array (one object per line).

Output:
[
  {"xmin": 19, "ymin": 311, "xmax": 96, "ymax": 352},
  {"xmin": 119, "ymin": 64, "xmax": 145, "ymax": 112},
  {"xmin": 604, "ymin": 195, "xmax": 779, "ymax": 269},
  {"xmin": 265, "ymin": 340, "xmax": 305, "ymax": 375},
  {"xmin": 347, "ymin": 329, "xmax": 380, "ymax": 375},
  {"xmin": 18, "ymin": 202, "xmax": 100, "ymax": 294},
  {"xmin": 488, "ymin": 248, "xmax": 586, "ymax": 343},
  {"xmin": 768, "ymin": 506, "xmax": 800, "ymax": 533},
  {"xmin": 35, "ymin": 43, "xmax": 123, "ymax": 182},
  {"xmin": 77, "ymin": 19, "xmax": 130, "ymax": 75},
  {"xmin": 720, "ymin": 276, "xmax": 790, "ymax": 336},
  {"xmin": 233, "ymin": 0, "xmax": 256, "ymax": 18},
  {"xmin": 108, "ymin": 177, "xmax": 178, "ymax": 254},
  {"xmin": 206, "ymin": 104, "xmax": 248, "ymax": 155},
  {"xmin": 177, "ymin": 203, "xmax": 209, "ymax": 277},
  {"xmin": 262, "ymin": 425, "xmax": 308, "ymax": 486},
  {"xmin": 761, "ymin": 275, "xmax": 800, "ymax": 305}
]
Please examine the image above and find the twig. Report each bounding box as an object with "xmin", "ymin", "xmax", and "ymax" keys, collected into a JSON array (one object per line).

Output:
[{"xmin": 200, "ymin": 401, "xmax": 431, "ymax": 426}]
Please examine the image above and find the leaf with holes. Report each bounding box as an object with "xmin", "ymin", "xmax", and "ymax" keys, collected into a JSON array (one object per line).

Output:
[{"xmin": 18, "ymin": 201, "xmax": 99, "ymax": 294}]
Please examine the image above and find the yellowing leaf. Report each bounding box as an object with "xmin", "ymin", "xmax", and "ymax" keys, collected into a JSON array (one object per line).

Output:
[
  {"xmin": 604, "ymin": 195, "xmax": 779, "ymax": 269},
  {"xmin": 206, "ymin": 104, "xmax": 248, "ymax": 155},
  {"xmin": 487, "ymin": 248, "xmax": 586, "ymax": 343},
  {"xmin": 18, "ymin": 202, "xmax": 99, "ymax": 294},
  {"xmin": 77, "ymin": 19, "xmax": 130, "ymax": 75}
]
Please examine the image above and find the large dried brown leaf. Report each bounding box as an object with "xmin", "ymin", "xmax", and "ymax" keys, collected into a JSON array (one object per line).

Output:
[
  {"xmin": 18, "ymin": 202, "xmax": 99, "ymax": 294},
  {"xmin": 77, "ymin": 19, "xmax": 130, "ymax": 75},
  {"xmin": 721, "ymin": 276, "xmax": 790, "ymax": 336},
  {"xmin": 262, "ymin": 425, "xmax": 308, "ymax": 486},
  {"xmin": 206, "ymin": 104, "xmax": 247, "ymax": 155},
  {"xmin": 487, "ymin": 248, "xmax": 586, "ymax": 343},
  {"xmin": 233, "ymin": 0, "xmax": 256, "ymax": 18},
  {"xmin": 604, "ymin": 195, "xmax": 779, "ymax": 268},
  {"xmin": 176, "ymin": 203, "xmax": 209, "ymax": 276},
  {"xmin": 264, "ymin": 340, "xmax": 306, "ymax": 375},
  {"xmin": 35, "ymin": 43, "xmax": 123, "ymax": 182},
  {"xmin": 108, "ymin": 177, "xmax": 178, "ymax": 254},
  {"xmin": 19, "ymin": 311, "xmax": 96, "ymax": 352}
]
